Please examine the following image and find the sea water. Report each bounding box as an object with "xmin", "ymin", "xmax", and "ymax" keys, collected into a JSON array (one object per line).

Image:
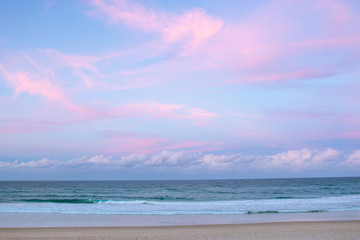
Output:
[{"xmin": 1, "ymin": 177, "xmax": 359, "ymax": 227}]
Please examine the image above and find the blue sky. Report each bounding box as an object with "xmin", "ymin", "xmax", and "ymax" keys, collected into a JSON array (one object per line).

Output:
[{"xmin": 0, "ymin": 0, "xmax": 360, "ymax": 180}]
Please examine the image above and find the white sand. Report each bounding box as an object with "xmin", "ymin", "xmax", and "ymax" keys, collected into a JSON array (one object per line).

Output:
[{"xmin": 1, "ymin": 221, "xmax": 359, "ymax": 240}]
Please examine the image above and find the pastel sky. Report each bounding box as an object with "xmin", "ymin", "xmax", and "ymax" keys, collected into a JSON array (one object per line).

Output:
[{"xmin": 1, "ymin": 0, "xmax": 360, "ymax": 180}]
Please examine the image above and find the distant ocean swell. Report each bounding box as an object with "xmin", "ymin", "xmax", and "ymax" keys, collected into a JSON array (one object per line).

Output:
[
  {"xmin": 1, "ymin": 178, "xmax": 359, "ymax": 215},
  {"xmin": 1, "ymin": 195, "xmax": 360, "ymax": 215}
]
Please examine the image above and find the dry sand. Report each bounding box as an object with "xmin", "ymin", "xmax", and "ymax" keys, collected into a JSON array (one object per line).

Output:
[{"xmin": 1, "ymin": 221, "xmax": 359, "ymax": 240}]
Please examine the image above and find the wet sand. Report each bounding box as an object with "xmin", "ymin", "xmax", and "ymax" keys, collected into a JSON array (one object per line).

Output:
[{"xmin": 1, "ymin": 221, "xmax": 359, "ymax": 240}]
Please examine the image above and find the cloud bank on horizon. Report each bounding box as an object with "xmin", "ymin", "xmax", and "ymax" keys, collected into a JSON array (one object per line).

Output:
[{"xmin": 0, "ymin": 0, "xmax": 359, "ymax": 179}]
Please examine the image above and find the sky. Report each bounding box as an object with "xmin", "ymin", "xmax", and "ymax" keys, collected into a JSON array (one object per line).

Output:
[{"xmin": 0, "ymin": 0, "xmax": 360, "ymax": 180}]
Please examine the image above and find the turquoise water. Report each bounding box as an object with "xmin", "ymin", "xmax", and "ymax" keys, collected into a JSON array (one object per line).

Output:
[{"xmin": 0, "ymin": 177, "xmax": 359, "ymax": 215}]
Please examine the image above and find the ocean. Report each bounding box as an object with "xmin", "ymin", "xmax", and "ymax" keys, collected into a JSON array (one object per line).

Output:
[{"xmin": 1, "ymin": 177, "xmax": 360, "ymax": 227}]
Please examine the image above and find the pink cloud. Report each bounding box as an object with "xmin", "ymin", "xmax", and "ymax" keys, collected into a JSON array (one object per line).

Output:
[
  {"xmin": 1, "ymin": 48, "xmax": 219, "ymax": 122},
  {"xmin": 0, "ymin": 101, "xmax": 217, "ymax": 136},
  {"xmin": 115, "ymin": 102, "xmax": 183, "ymax": 119},
  {"xmin": 266, "ymin": 109, "xmax": 334, "ymax": 121},
  {"xmin": 40, "ymin": 49, "xmax": 99, "ymax": 87},
  {"xmin": 100, "ymin": 131, "xmax": 218, "ymax": 155},
  {"xmin": 232, "ymin": 68, "xmax": 336, "ymax": 84},
  {"xmin": 180, "ymin": 107, "xmax": 219, "ymax": 126},
  {"xmin": 159, "ymin": 140, "xmax": 207, "ymax": 152},
  {"xmin": 195, "ymin": 0, "xmax": 360, "ymax": 83},
  {"xmin": 1, "ymin": 50, "xmax": 219, "ymax": 129},
  {"xmin": 103, "ymin": 132, "xmax": 168, "ymax": 155},
  {"xmin": 89, "ymin": 0, "xmax": 223, "ymax": 56},
  {"xmin": 0, "ymin": 64, "xmax": 66, "ymax": 102},
  {"xmin": 44, "ymin": 0, "xmax": 56, "ymax": 13},
  {"xmin": 339, "ymin": 131, "xmax": 360, "ymax": 139},
  {"xmin": 71, "ymin": 101, "xmax": 218, "ymax": 127},
  {"xmin": 315, "ymin": 0, "xmax": 352, "ymax": 32},
  {"xmin": 229, "ymin": 112, "xmax": 263, "ymax": 118},
  {"xmin": 0, "ymin": 62, "xmax": 100, "ymax": 121},
  {"xmin": 84, "ymin": 0, "xmax": 360, "ymax": 86},
  {"xmin": 0, "ymin": 119, "xmax": 67, "ymax": 135},
  {"xmin": 182, "ymin": 108, "xmax": 219, "ymax": 120},
  {"xmin": 114, "ymin": 101, "xmax": 218, "ymax": 123},
  {"xmin": 88, "ymin": 0, "xmax": 161, "ymax": 29}
]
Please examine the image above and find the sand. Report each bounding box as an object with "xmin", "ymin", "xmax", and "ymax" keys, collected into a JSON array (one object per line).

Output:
[{"xmin": 1, "ymin": 221, "xmax": 359, "ymax": 240}]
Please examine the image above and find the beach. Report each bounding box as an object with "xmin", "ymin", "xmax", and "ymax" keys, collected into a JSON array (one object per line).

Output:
[
  {"xmin": 1, "ymin": 179, "xmax": 359, "ymax": 239},
  {"xmin": 1, "ymin": 221, "xmax": 360, "ymax": 240}
]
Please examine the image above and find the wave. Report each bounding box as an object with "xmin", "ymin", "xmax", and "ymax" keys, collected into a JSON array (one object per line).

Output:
[
  {"xmin": 1, "ymin": 195, "xmax": 359, "ymax": 215},
  {"xmin": 246, "ymin": 211, "xmax": 279, "ymax": 214},
  {"xmin": 245, "ymin": 210, "xmax": 327, "ymax": 214},
  {"xmin": 7, "ymin": 194, "xmax": 360, "ymax": 205},
  {"xmin": 274, "ymin": 196, "xmax": 315, "ymax": 199},
  {"xmin": 20, "ymin": 199, "xmax": 96, "ymax": 204},
  {"xmin": 308, "ymin": 210, "xmax": 327, "ymax": 213},
  {"xmin": 15, "ymin": 199, "xmax": 187, "ymax": 205}
]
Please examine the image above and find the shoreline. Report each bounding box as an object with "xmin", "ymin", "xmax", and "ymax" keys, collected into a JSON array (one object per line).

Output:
[
  {"xmin": 0, "ymin": 210, "xmax": 360, "ymax": 229},
  {"xmin": 1, "ymin": 210, "xmax": 360, "ymax": 228},
  {"xmin": 1, "ymin": 221, "xmax": 360, "ymax": 240}
]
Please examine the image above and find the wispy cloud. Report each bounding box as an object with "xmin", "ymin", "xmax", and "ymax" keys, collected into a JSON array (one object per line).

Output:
[
  {"xmin": 1, "ymin": 0, "xmax": 359, "ymax": 178},
  {"xmin": 0, "ymin": 53, "xmax": 94, "ymax": 118},
  {"xmin": 40, "ymin": 49, "xmax": 100, "ymax": 88},
  {"xmin": 99, "ymin": 130, "xmax": 217, "ymax": 155},
  {"xmin": 229, "ymin": 112, "xmax": 263, "ymax": 118},
  {"xmin": 0, "ymin": 119, "xmax": 67, "ymax": 135},
  {"xmin": 0, "ymin": 49, "xmax": 218, "ymax": 136},
  {"xmin": 88, "ymin": 0, "xmax": 223, "ymax": 56},
  {"xmin": 115, "ymin": 101, "xmax": 218, "ymax": 121},
  {"xmin": 0, "ymin": 63, "xmax": 66, "ymax": 102},
  {"xmin": 87, "ymin": 0, "xmax": 360, "ymax": 84},
  {"xmin": 44, "ymin": 0, "xmax": 56, "ymax": 13},
  {"xmin": 339, "ymin": 131, "xmax": 360, "ymax": 139}
]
